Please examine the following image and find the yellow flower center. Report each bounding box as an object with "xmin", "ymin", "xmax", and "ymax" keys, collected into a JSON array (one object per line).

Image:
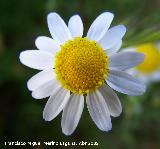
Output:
[
  {"xmin": 54, "ymin": 37, "xmax": 109, "ymax": 94},
  {"xmin": 136, "ymin": 43, "xmax": 160, "ymax": 74}
]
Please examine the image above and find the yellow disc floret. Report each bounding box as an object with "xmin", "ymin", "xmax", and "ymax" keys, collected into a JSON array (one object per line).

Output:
[
  {"xmin": 136, "ymin": 43, "xmax": 160, "ymax": 74},
  {"xmin": 54, "ymin": 37, "xmax": 109, "ymax": 94}
]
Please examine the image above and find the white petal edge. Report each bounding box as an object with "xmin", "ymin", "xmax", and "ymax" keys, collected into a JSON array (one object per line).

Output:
[
  {"xmin": 99, "ymin": 25, "xmax": 126, "ymax": 50},
  {"xmin": 148, "ymin": 71, "xmax": 160, "ymax": 82},
  {"xmin": 99, "ymin": 84, "xmax": 122, "ymax": 117},
  {"xmin": 105, "ymin": 40, "xmax": 122, "ymax": 56},
  {"xmin": 27, "ymin": 70, "xmax": 55, "ymax": 91},
  {"xmin": 121, "ymin": 47, "xmax": 136, "ymax": 52},
  {"xmin": 127, "ymin": 69, "xmax": 151, "ymax": 84},
  {"xmin": 47, "ymin": 12, "xmax": 72, "ymax": 44},
  {"xmin": 68, "ymin": 15, "xmax": 83, "ymax": 38},
  {"xmin": 109, "ymin": 51, "xmax": 145, "ymax": 70},
  {"xmin": 87, "ymin": 12, "xmax": 114, "ymax": 41},
  {"xmin": 19, "ymin": 50, "xmax": 54, "ymax": 70},
  {"xmin": 35, "ymin": 36, "xmax": 60, "ymax": 54},
  {"xmin": 32, "ymin": 79, "xmax": 60, "ymax": 99},
  {"xmin": 86, "ymin": 90, "xmax": 112, "ymax": 131},
  {"xmin": 61, "ymin": 94, "xmax": 84, "ymax": 136},
  {"xmin": 43, "ymin": 87, "xmax": 70, "ymax": 121},
  {"xmin": 106, "ymin": 70, "xmax": 146, "ymax": 95}
]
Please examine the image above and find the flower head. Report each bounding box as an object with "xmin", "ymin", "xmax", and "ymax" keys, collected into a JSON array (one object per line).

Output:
[
  {"xmin": 19, "ymin": 12, "xmax": 146, "ymax": 135},
  {"xmin": 123, "ymin": 43, "xmax": 160, "ymax": 83}
]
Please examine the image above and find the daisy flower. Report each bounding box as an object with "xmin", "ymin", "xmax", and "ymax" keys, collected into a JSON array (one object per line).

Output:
[
  {"xmin": 123, "ymin": 43, "xmax": 160, "ymax": 83},
  {"xmin": 19, "ymin": 12, "xmax": 146, "ymax": 135}
]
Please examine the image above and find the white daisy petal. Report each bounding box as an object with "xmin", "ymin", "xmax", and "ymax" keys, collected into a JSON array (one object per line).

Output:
[
  {"xmin": 27, "ymin": 70, "xmax": 55, "ymax": 91},
  {"xmin": 105, "ymin": 40, "xmax": 122, "ymax": 56},
  {"xmin": 99, "ymin": 84, "xmax": 122, "ymax": 117},
  {"xmin": 86, "ymin": 90, "xmax": 112, "ymax": 131},
  {"xmin": 35, "ymin": 36, "xmax": 60, "ymax": 54},
  {"xmin": 99, "ymin": 25, "xmax": 126, "ymax": 50},
  {"xmin": 47, "ymin": 12, "xmax": 72, "ymax": 44},
  {"xmin": 149, "ymin": 71, "xmax": 160, "ymax": 81},
  {"xmin": 109, "ymin": 51, "xmax": 145, "ymax": 70},
  {"xmin": 68, "ymin": 15, "xmax": 83, "ymax": 38},
  {"xmin": 106, "ymin": 70, "xmax": 146, "ymax": 95},
  {"xmin": 32, "ymin": 79, "xmax": 60, "ymax": 99},
  {"xmin": 87, "ymin": 12, "xmax": 114, "ymax": 41},
  {"xmin": 61, "ymin": 94, "xmax": 84, "ymax": 136},
  {"xmin": 136, "ymin": 74, "xmax": 149, "ymax": 84},
  {"xmin": 19, "ymin": 50, "xmax": 54, "ymax": 70},
  {"xmin": 43, "ymin": 87, "xmax": 70, "ymax": 121}
]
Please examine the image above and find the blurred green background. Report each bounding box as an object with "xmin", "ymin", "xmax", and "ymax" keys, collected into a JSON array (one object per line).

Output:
[{"xmin": 0, "ymin": 0, "xmax": 160, "ymax": 148}]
